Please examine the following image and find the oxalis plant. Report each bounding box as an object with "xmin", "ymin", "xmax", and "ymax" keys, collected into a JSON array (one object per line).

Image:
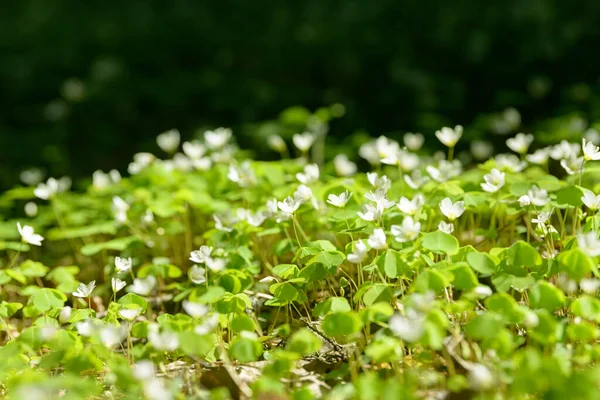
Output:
[{"xmin": 2, "ymin": 120, "xmax": 600, "ymax": 400}]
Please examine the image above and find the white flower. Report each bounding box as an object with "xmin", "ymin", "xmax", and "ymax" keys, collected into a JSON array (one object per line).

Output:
[
  {"xmin": 471, "ymin": 141, "xmax": 494, "ymax": 160},
  {"xmin": 278, "ymin": 196, "xmax": 301, "ymax": 215},
  {"xmin": 92, "ymin": 170, "xmax": 110, "ymax": 190},
  {"xmin": 34, "ymin": 177, "xmax": 60, "ymax": 200},
  {"xmin": 403, "ymin": 132, "xmax": 424, "ymax": 151},
  {"xmin": 550, "ymin": 140, "xmax": 580, "ymax": 160},
  {"xmin": 532, "ymin": 210, "xmax": 552, "ymax": 226},
  {"xmin": 577, "ymin": 232, "xmax": 600, "ymax": 257},
  {"xmin": 156, "ymin": 129, "xmax": 180, "ymax": 153},
  {"xmin": 267, "ymin": 135, "xmax": 287, "ymax": 152},
  {"xmin": 388, "ymin": 311, "xmax": 425, "ymax": 342},
  {"xmin": 294, "ymin": 184, "xmax": 314, "ymax": 204},
  {"xmin": 17, "ymin": 222, "xmax": 44, "ymax": 246},
  {"xmin": 59, "ymin": 306, "xmax": 72, "ymax": 324},
  {"xmin": 397, "ymin": 195, "xmax": 425, "ymax": 216},
  {"xmin": 366, "ymin": 172, "xmax": 391, "ymax": 192},
  {"xmin": 583, "ymin": 138, "xmax": 600, "ymax": 161},
  {"xmin": 357, "ymin": 204, "xmax": 382, "ymax": 222},
  {"xmin": 327, "ymin": 190, "xmax": 353, "ymax": 208},
  {"xmin": 24, "ymin": 202, "xmax": 38, "ymax": 217},
  {"xmin": 76, "ymin": 320, "xmax": 96, "ymax": 336},
  {"xmin": 100, "ymin": 324, "xmax": 126, "ymax": 347},
  {"xmin": 404, "ymin": 170, "xmax": 430, "ymax": 190},
  {"xmin": 527, "ymin": 185, "xmax": 549, "ymax": 206},
  {"xmin": 112, "ymin": 277, "xmax": 127, "ymax": 293},
  {"xmin": 426, "ymin": 160, "xmax": 462, "ymax": 182},
  {"xmin": 435, "ymin": 125, "xmax": 463, "ymax": 147},
  {"xmin": 182, "ymin": 141, "xmax": 206, "ymax": 159},
  {"xmin": 128, "ymin": 152, "xmax": 155, "ymax": 174},
  {"xmin": 518, "ymin": 195, "xmax": 531, "ymax": 207},
  {"xmin": 347, "ymin": 241, "xmax": 368, "ymax": 264},
  {"xmin": 133, "ymin": 360, "xmax": 156, "ymax": 381},
  {"xmin": 474, "ymin": 285, "xmax": 493, "ymax": 298},
  {"xmin": 526, "ymin": 148, "xmax": 550, "ymax": 165},
  {"xmin": 481, "ymin": 168, "xmax": 505, "ymax": 193},
  {"xmin": 195, "ymin": 314, "xmax": 220, "ymax": 335},
  {"xmin": 561, "ymin": 155, "xmax": 584, "ymax": 175},
  {"xmin": 495, "ymin": 154, "xmax": 527, "ymax": 173},
  {"xmin": 213, "ymin": 214, "xmax": 234, "ymax": 232},
  {"xmin": 506, "ymin": 133, "xmax": 534, "ymax": 154},
  {"xmin": 204, "ymin": 127, "xmax": 232, "ymax": 150},
  {"xmin": 246, "ymin": 212, "xmax": 266, "ymax": 227},
  {"xmin": 228, "ymin": 161, "xmax": 255, "ymax": 187},
  {"xmin": 190, "ymin": 246, "xmax": 213, "ymax": 264},
  {"xmin": 143, "ymin": 379, "xmax": 173, "ymax": 400},
  {"xmin": 292, "ymin": 132, "xmax": 316, "ymax": 152},
  {"xmin": 365, "ymin": 189, "xmax": 395, "ymax": 209},
  {"xmin": 580, "ymin": 278, "xmax": 600, "ymax": 294},
  {"xmin": 148, "ymin": 324, "xmax": 179, "ymax": 351},
  {"xmin": 183, "ymin": 301, "xmax": 209, "ymax": 318},
  {"xmin": 468, "ymin": 364, "xmax": 494, "ymax": 391},
  {"xmin": 397, "ymin": 149, "xmax": 420, "ymax": 172},
  {"xmin": 128, "ymin": 276, "xmax": 157, "ymax": 296},
  {"xmin": 368, "ymin": 228, "xmax": 387, "ymax": 250},
  {"xmin": 296, "ymin": 163, "xmax": 320, "ymax": 184},
  {"xmin": 333, "ymin": 154, "xmax": 357, "ymax": 176},
  {"xmin": 112, "ymin": 196, "xmax": 130, "ymax": 223},
  {"xmin": 523, "ymin": 311, "xmax": 539, "ymax": 328},
  {"xmin": 20, "ymin": 168, "xmax": 44, "ymax": 186},
  {"xmin": 119, "ymin": 307, "xmax": 142, "ymax": 321},
  {"xmin": 206, "ymin": 257, "xmax": 226, "ymax": 272},
  {"xmin": 582, "ymin": 189, "xmax": 600, "ymax": 210},
  {"xmin": 189, "ymin": 265, "xmax": 206, "ymax": 284},
  {"xmin": 115, "ymin": 257, "xmax": 132, "ymax": 273},
  {"xmin": 73, "ymin": 281, "xmax": 96, "ymax": 298},
  {"xmin": 439, "ymin": 198, "xmax": 465, "ymax": 221},
  {"xmin": 438, "ymin": 221, "xmax": 454, "ymax": 234},
  {"xmin": 391, "ymin": 217, "xmax": 421, "ymax": 242}
]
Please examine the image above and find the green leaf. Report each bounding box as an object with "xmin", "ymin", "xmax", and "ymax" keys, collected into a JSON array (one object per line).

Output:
[
  {"xmin": 230, "ymin": 314, "xmax": 256, "ymax": 333},
  {"xmin": 47, "ymin": 222, "xmax": 117, "ymax": 240},
  {"xmin": 529, "ymin": 282, "xmax": 565, "ymax": 311},
  {"xmin": 30, "ymin": 288, "xmax": 67, "ymax": 312},
  {"xmin": 466, "ymin": 252, "xmax": 497, "ymax": 276},
  {"xmin": 449, "ymin": 264, "xmax": 479, "ymax": 290},
  {"xmin": 506, "ymin": 241, "xmax": 542, "ymax": 268},
  {"xmin": 322, "ymin": 312, "xmax": 363, "ymax": 337},
  {"xmin": 286, "ymin": 328, "xmax": 322, "ymax": 356},
  {"xmin": 571, "ymin": 295, "xmax": 600, "ymax": 322},
  {"xmin": 0, "ymin": 241, "xmax": 30, "ymax": 252},
  {"xmin": 230, "ymin": 335, "xmax": 263, "ymax": 362},
  {"xmin": 18, "ymin": 260, "xmax": 50, "ymax": 278},
  {"xmin": 118, "ymin": 293, "xmax": 148, "ymax": 312},
  {"xmin": 313, "ymin": 297, "xmax": 351, "ymax": 318},
  {"xmin": 269, "ymin": 282, "xmax": 299, "ymax": 303},
  {"xmin": 555, "ymin": 186, "xmax": 584, "ymax": 207},
  {"xmin": 465, "ymin": 313, "xmax": 505, "ymax": 340},
  {"xmin": 421, "ymin": 231, "xmax": 459, "ymax": 255},
  {"xmin": 362, "ymin": 284, "xmax": 393, "ymax": 306},
  {"xmin": 557, "ymin": 248, "xmax": 597, "ymax": 281},
  {"xmin": 81, "ymin": 236, "xmax": 141, "ymax": 256},
  {"xmin": 412, "ymin": 269, "xmax": 451, "ymax": 293},
  {"xmin": 272, "ymin": 264, "xmax": 299, "ymax": 279}
]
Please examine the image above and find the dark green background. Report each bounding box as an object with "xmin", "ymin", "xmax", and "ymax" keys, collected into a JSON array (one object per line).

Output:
[{"xmin": 2, "ymin": 1, "xmax": 600, "ymax": 187}]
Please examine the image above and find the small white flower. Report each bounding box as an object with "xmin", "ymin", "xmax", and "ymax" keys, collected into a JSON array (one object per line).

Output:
[
  {"xmin": 391, "ymin": 216, "xmax": 421, "ymax": 242},
  {"xmin": 59, "ymin": 306, "xmax": 72, "ymax": 324},
  {"xmin": 143, "ymin": 378, "xmax": 173, "ymax": 400},
  {"xmin": 112, "ymin": 277, "xmax": 127, "ymax": 293},
  {"xmin": 190, "ymin": 246, "xmax": 213, "ymax": 264},
  {"xmin": 397, "ymin": 149, "xmax": 420, "ymax": 172},
  {"xmin": 34, "ymin": 177, "xmax": 61, "ymax": 200},
  {"xmin": 368, "ymin": 228, "xmax": 387, "ymax": 250},
  {"xmin": 347, "ymin": 241, "xmax": 368, "ymax": 264},
  {"xmin": 20, "ymin": 168, "xmax": 44, "ymax": 186},
  {"xmin": 128, "ymin": 152, "xmax": 155, "ymax": 174},
  {"xmin": 267, "ymin": 135, "xmax": 287, "ymax": 152},
  {"xmin": 404, "ymin": 170, "xmax": 430, "ymax": 190},
  {"xmin": 580, "ymin": 278, "xmax": 600, "ymax": 294},
  {"xmin": 474, "ymin": 285, "xmax": 493, "ymax": 298},
  {"xmin": 506, "ymin": 133, "xmax": 534, "ymax": 154},
  {"xmin": 182, "ymin": 141, "xmax": 206, "ymax": 159},
  {"xmin": 403, "ymin": 132, "xmax": 424, "ymax": 151},
  {"xmin": 366, "ymin": 172, "xmax": 392, "ymax": 192},
  {"xmin": 92, "ymin": 170, "xmax": 111, "ymax": 190},
  {"xmin": 495, "ymin": 154, "xmax": 527, "ymax": 173},
  {"xmin": 518, "ymin": 195, "xmax": 531, "ymax": 207},
  {"xmin": 481, "ymin": 168, "xmax": 505, "ymax": 193},
  {"xmin": 581, "ymin": 189, "xmax": 600, "ymax": 211},
  {"xmin": 389, "ymin": 311, "xmax": 425, "ymax": 342},
  {"xmin": 296, "ymin": 163, "xmax": 320, "ymax": 184},
  {"xmin": 397, "ymin": 195, "xmax": 425, "ymax": 216},
  {"xmin": 189, "ymin": 265, "xmax": 206, "ymax": 284},
  {"xmin": 24, "ymin": 202, "xmax": 38, "ymax": 217},
  {"xmin": 195, "ymin": 314, "xmax": 220, "ymax": 335},
  {"xmin": 128, "ymin": 276, "xmax": 157, "ymax": 296},
  {"xmin": 577, "ymin": 232, "xmax": 600, "ymax": 257},
  {"xmin": 438, "ymin": 221, "xmax": 454, "ymax": 234},
  {"xmin": 561, "ymin": 155, "xmax": 584, "ymax": 175},
  {"xmin": 550, "ymin": 140, "xmax": 580, "ymax": 160},
  {"xmin": 156, "ymin": 129, "xmax": 180, "ymax": 153},
  {"xmin": 183, "ymin": 300, "xmax": 209, "ymax": 318},
  {"xmin": 293, "ymin": 184, "xmax": 314, "ymax": 205},
  {"xmin": 115, "ymin": 256, "xmax": 132, "ymax": 273},
  {"xmin": 426, "ymin": 160, "xmax": 462, "ymax": 183},
  {"xmin": 532, "ymin": 210, "xmax": 552, "ymax": 226},
  {"xmin": 228, "ymin": 161, "xmax": 256, "ymax": 187},
  {"xmin": 133, "ymin": 360, "xmax": 156, "ymax": 381},
  {"xmin": 119, "ymin": 307, "xmax": 142, "ymax": 321},
  {"xmin": 213, "ymin": 214, "xmax": 235, "ymax": 232},
  {"xmin": 439, "ymin": 198, "xmax": 465, "ymax": 221},
  {"xmin": 100, "ymin": 324, "xmax": 126, "ymax": 347},
  {"xmin": 327, "ymin": 190, "xmax": 353, "ymax": 208},
  {"xmin": 333, "ymin": 154, "xmax": 357, "ymax": 176},
  {"xmin": 523, "ymin": 311, "xmax": 539, "ymax": 328},
  {"xmin": 204, "ymin": 127, "xmax": 232, "ymax": 150},
  {"xmin": 148, "ymin": 324, "xmax": 179, "ymax": 351},
  {"xmin": 112, "ymin": 196, "xmax": 130, "ymax": 223},
  {"xmin": 583, "ymin": 138, "xmax": 600, "ymax": 161},
  {"xmin": 246, "ymin": 212, "xmax": 267, "ymax": 227},
  {"xmin": 527, "ymin": 186, "xmax": 549, "ymax": 206},
  {"xmin": 292, "ymin": 132, "xmax": 316, "ymax": 152},
  {"xmin": 435, "ymin": 125, "xmax": 463, "ymax": 147},
  {"xmin": 17, "ymin": 222, "xmax": 44, "ymax": 246},
  {"xmin": 206, "ymin": 257, "xmax": 226, "ymax": 272},
  {"xmin": 73, "ymin": 281, "xmax": 95, "ymax": 298},
  {"xmin": 468, "ymin": 364, "xmax": 494, "ymax": 391},
  {"xmin": 76, "ymin": 319, "xmax": 96, "ymax": 336},
  {"xmin": 357, "ymin": 203, "xmax": 381, "ymax": 222},
  {"xmin": 278, "ymin": 196, "xmax": 301, "ymax": 215},
  {"xmin": 526, "ymin": 148, "xmax": 550, "ymax": 165}
]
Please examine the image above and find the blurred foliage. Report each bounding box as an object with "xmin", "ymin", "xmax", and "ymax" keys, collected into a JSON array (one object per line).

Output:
[{"xmin": 1, "ymin": 0, "xmax": 600, "ymax": 187}]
